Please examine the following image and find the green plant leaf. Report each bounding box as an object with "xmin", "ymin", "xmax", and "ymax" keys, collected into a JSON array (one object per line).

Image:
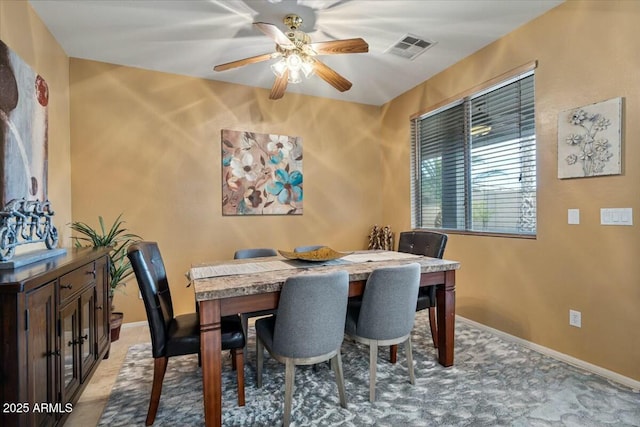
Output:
[{"xmin": 69, "ymin": 213, "xmax": 141, "ymax": 295}]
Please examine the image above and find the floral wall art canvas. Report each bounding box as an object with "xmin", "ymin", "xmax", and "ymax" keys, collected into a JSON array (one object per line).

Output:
[
  {"xmin": 558, "ymin": 97, "xmax": 622, "ymax": 179},
  {"xmin": 221, "ymin": 129, "xmax": 303, "ymax": 215}
]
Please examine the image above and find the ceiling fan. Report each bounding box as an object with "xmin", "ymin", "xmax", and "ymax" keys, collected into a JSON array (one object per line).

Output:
[{"xmin": 213, "ymin": 14, "xmax": 368, "ymax": 100}]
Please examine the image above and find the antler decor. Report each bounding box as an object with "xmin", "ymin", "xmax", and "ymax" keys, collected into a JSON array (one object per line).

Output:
[{"xmin": 368, "ymin": 224, "xmax": 394, "ymax": 251}]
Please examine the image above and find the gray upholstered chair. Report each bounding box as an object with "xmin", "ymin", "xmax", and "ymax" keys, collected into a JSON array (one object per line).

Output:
[
  {"xmin": 233, "ymin": 248, "xmax": 278, "ymax": 350},
  {"xmin": 293, "ymin": 245, "xmax": 325, "ymax": 252},
  {"xmin": 129, "ymin": 242, "xmax": 246, "ymax": 425},
  {"xmin": 344, "ymin": 263, "xmax": 420, "ymax": 402},
  {"xmin": 234, "ymin": 247, "xmax": 278, "ymax": 259},
  {"xmin": 255, "ymin": 270, "xmax": 349, "ymax": 427}
]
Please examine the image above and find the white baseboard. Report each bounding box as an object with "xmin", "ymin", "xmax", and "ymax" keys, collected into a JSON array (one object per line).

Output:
[
  {"xmin": 121, "ymin": 320, "xmax": 147, "ymax": 329},
  {"xmin": 456, "ymin": 315, "xmax": 640, "ymax": 392}
]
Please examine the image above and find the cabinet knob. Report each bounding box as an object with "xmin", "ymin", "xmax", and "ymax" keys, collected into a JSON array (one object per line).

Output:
[
  {"xmin": 46, "ymin": 350, "xmax": 61, "ymax": 357},
  {"xmin": 87, "ymin": 269, "xmax": 96, "ymax": 278},
  {"xmin": 69, "ymin": 334, "xmax": 89, "ymax": 346},
  {"xmin": 96, "ymin": 305, "xmax": 103, "ymax": 310},
  {"xmin": 60, "ymin": 284, "xmax": 73, "ymax": 289}
]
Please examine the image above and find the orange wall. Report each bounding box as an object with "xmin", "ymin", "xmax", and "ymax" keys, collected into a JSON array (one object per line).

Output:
[
  {"xmin": 68, "ymin": 60, "xmax": 382, "ymax": 320},
  {"xmin": 381, "ymin": 0, "xmax": 640, "ymax": 381},
  {"xmin": 0, "ymin": 1, "xmax": 72, "ymax": 235}
]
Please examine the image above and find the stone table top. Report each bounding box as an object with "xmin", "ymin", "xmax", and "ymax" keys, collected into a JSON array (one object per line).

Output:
[{"xmin": 190, "ymin": 250, "xmax": 460, "ymax": 301}]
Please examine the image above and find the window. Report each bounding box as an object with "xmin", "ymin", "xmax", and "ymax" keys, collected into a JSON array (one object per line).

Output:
[{"xmin": 411, "ymin": 71, "xmax": 536, "ymax": 236}]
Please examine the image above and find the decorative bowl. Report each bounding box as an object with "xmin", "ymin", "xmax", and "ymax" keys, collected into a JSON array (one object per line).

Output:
[{"xmin": 278, "ymin": 246, "xmax": 352, "ymax": 262}]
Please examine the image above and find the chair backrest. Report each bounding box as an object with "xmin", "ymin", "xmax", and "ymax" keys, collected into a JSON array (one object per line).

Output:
[
  {"xmin": 356, "ymin": 263, "xmax": 421, "ymax": 340},
  {"xmin": 293, "ymin": 245, "xmax": 325, "ymax": 253},
  {"xmin": 127, "ymin": 241, "xmax": 174, "ymax": 358},
  {"xmin": 398, "ymin": 231, "xmax": 447, "ymax": 258},
  {"xmin": 234, "ymin": 248, "xmax": 277, "ymax": 259},
  {"xmin": 273, "ymin": 270, "xmax": 349, "ymax": 359}
]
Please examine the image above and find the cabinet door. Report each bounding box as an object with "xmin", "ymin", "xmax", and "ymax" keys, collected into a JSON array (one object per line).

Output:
[
  {"xmin": 94, "ymin": 255, "xmax": 110, "ymax": 356},
  {"xmin": 79, "ymin": 286, "xmax": 96, "ymax": 381},
  {"xmin": 25, "ymin": 282, "xmax": 57, "ymax": 427},
  {"xmin": 59, "ymin": 301, "xmax": 80, "ymax": 404}
]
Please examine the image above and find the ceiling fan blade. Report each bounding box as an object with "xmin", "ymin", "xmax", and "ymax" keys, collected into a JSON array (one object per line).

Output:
[
  {"xmin": 269, "ymin": 69, "xmax": 289, "ymax": 100},
  {"xmin": 214, "ymin": 53, "xmax": 274, "ymax": 72},
  {"xmin": 254, "ymin": 22, "xmax": 295, "ymax": 49},
  {"xmin": 309, "ymin": 38, "xmax": 369, "ymax": 55},
  {"xmin": 313, "ymin": 60, "xmax": 352, "ymax": 92}
]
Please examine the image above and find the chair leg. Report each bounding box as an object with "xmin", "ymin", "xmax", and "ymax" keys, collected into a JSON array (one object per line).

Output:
[
  {"xmin": 146, "ymin": 357, "xmax": 168, "ymax": 426},
  {"xmin": 389, "ymin": 344, "xmax": 398, "ymax": 364},
  {"xmin": 369, "ymin": 342, "xmax": 378, "ymax": 402},
  {"xmin": 405, "ymin": 337, "xmax": 415, "ymax": 385},
  {"xmin": 256, "ymin": 337, "xmax": 264, "ymax": 388},
  {"xmin": 284, "ymin": 359, "xmax": 295, "ymax": 427},
  {"xmin": 231, "ymin": 348, "xmax": 246, "ymax": 406},
  {"xmin": 428, "ymin": 307, "xmax": 438, "ymax": 348},
  {"xmin": 331, "ymin": 353, "xmax": 348, "ymax": 409}
]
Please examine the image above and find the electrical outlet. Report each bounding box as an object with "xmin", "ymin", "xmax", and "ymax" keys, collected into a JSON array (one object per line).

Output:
[{"xmin": 569, "ymin": 309, "xmax": 581, "ymax": 328}]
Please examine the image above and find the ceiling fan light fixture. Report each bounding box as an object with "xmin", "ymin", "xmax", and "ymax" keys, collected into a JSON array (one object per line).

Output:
[
  {"xmin": 301, "ymin": 60, "xmax": 314, "ymax": 78},
  {"xmin": 288, "ymin": 68, "xmax": 302, "ymax": 84},
  {"xmin": 271, "ymin": 52, "xmax": 313, "ymax": 84},
  {"xmin": 286, "ymin": 53, "xmax": 303, "ymax": 70},
  {"xmin": 270, "ymin": 59, "xmax": 287, "ymax": 78},
  {"xmin": 215, "ymin": 13, "xmax": 367, "ymax": 99}
]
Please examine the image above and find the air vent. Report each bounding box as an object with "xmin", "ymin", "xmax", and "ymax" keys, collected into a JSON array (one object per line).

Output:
[{"xmin": 386, "ymin": 34, "xmax": 436, "ymax": 60}]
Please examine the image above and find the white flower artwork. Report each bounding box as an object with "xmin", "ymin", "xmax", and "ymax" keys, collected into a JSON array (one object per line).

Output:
[
  {"xmin": 221, "ymin": 129, "xmax": 303, "ymax": 215},
  {"xmin": 558, "ymin": 97, "xmax": 622, "ymax": 179}
]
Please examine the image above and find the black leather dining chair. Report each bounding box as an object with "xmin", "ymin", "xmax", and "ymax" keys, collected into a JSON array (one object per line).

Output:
[
  {"xmin": 128, "ymin": 241, "xmax": 246, "ymax": 425},
  {"xmin": 399, "ymin": 230, "xmax": 448, "ymax": 345},
  {"xmin": 388, "ymin": 230, "xmax": 448, "ymax": 363}
]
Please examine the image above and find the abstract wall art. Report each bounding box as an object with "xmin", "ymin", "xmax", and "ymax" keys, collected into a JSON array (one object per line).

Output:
[
  {"xmin": 558, "ymin": 97, "xmax": 622, "ymax": 179},
  {"xmin": 0, "ymin": 39, "xmax": 49, "ymax": 207},
  {"xmin": 0, "ymin": 40, "xmax": 60, "ymax": 263},
  {"xmin": 221, "ymin": 129, "xmax": 303, "ymax": 215}
]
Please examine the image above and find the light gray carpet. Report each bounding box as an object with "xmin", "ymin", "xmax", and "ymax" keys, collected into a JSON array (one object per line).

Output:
[{"xmin": 99, "ymin": 313, "xmax": 640, "ymax": 426}]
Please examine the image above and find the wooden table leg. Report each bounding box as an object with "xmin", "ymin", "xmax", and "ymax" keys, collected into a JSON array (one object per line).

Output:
[
  {"xmin": 389, "ymin": 345, "xmax": 398, "ymax": 364},
  {"xmin": 200, "ymin": 299, "xmax": 222, "ymax": 427},
  {"xmin": 436, "ymin": 270, "xmax": 455, "ymax": 367}
]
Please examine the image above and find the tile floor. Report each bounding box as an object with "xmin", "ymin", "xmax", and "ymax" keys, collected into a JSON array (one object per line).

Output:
[{"xmin": 65, "ymin": 322, "xmax": 151, "ymax": 426}]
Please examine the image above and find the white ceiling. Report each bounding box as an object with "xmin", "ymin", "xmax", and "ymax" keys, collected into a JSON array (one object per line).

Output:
[{"xmin": 29, "ymin": 0, "xmax": 563, "ymax": 106}]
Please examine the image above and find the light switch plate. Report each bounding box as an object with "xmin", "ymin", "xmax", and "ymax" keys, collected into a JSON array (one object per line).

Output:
[
  {"xmin": 568, "ymin": 209, "xmax": 580, "ymax": 225},
  {"xmin": 601, "ymin": 208, "xmax": 633, "ymax": 226}
]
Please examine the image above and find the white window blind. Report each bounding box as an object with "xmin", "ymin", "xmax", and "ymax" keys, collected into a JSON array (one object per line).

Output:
[{"xmin": 411, "ymin": 71, "xmax": 536, "ymax": 236}]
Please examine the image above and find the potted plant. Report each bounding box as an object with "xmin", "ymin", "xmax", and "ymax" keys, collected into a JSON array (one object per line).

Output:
[{"xmin": 69, "ymin": 213, "xmax": 141, "ymax": 342}]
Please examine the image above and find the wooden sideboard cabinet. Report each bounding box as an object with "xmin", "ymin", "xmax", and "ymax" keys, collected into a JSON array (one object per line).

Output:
[{"xmin": 0, "ymin": 247, "xmax": 111, "ymax": 427}]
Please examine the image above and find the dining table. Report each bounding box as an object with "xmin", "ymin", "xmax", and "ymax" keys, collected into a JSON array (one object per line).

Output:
[{"xmin": 189, "ymin": 250, "xmax": 460, "ymax": 427}]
